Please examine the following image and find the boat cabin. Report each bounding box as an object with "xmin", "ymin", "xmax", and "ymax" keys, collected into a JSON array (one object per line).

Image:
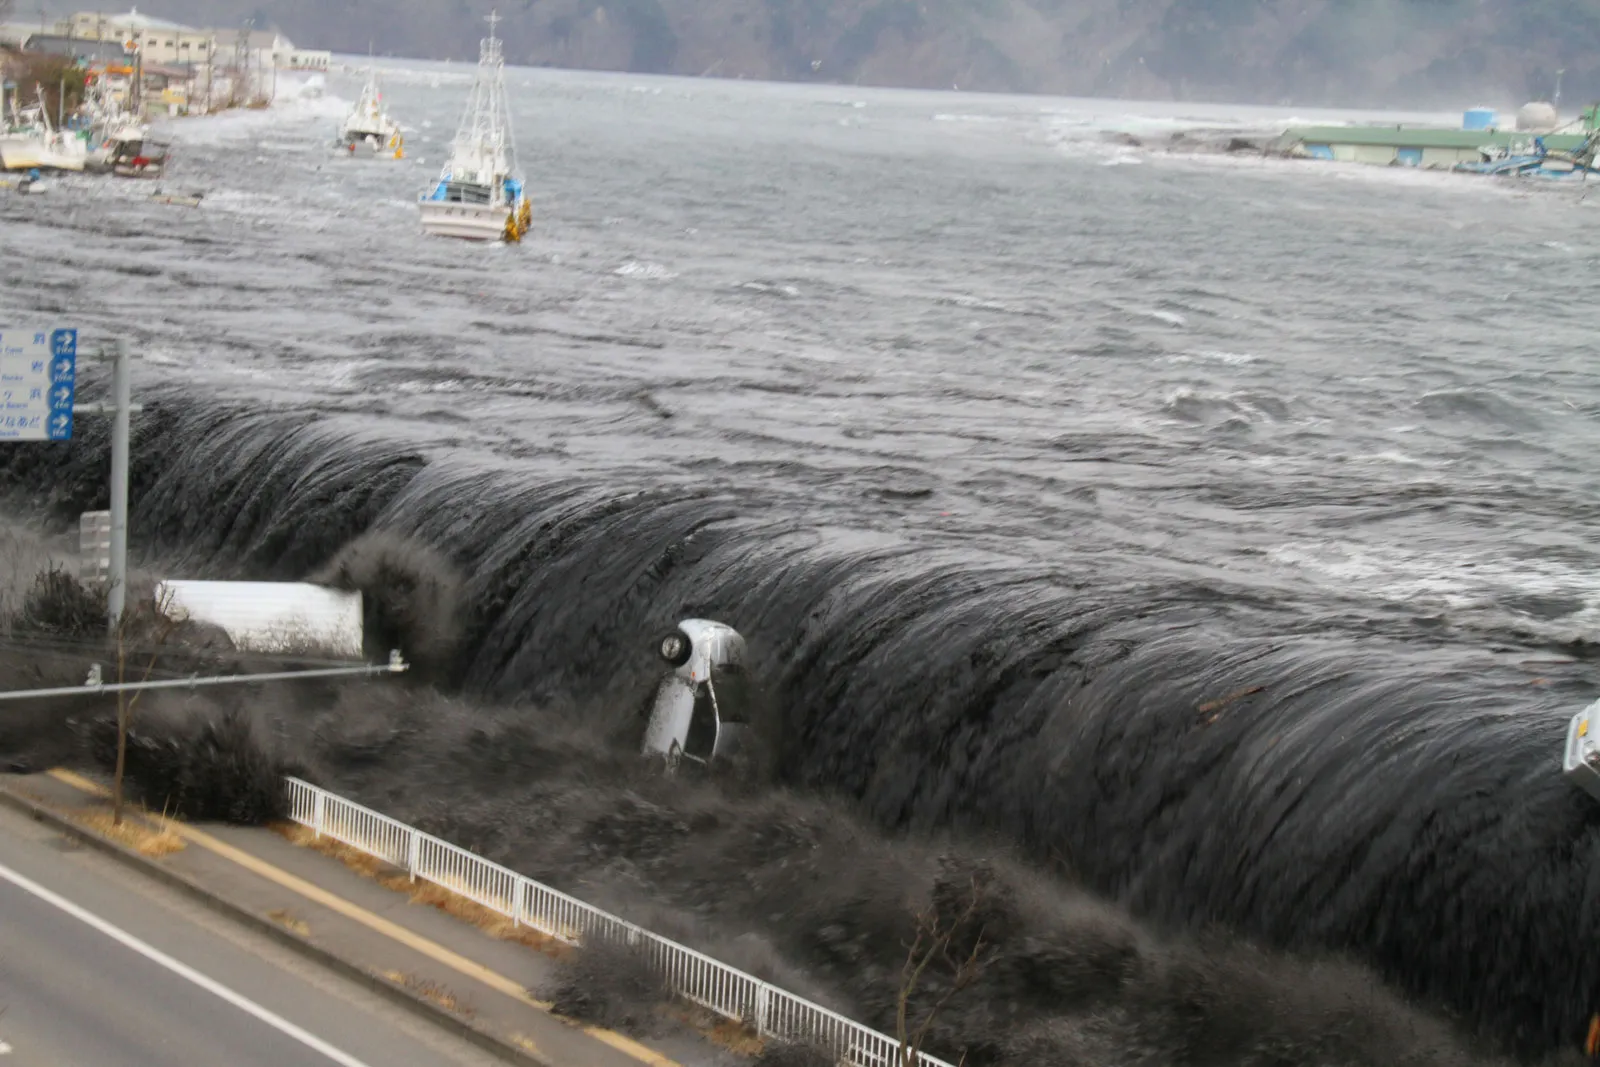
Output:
[
  {"xmin": 110, "ymin": 138, "xmax": 170, "ymax": 178},
  {"xmin": 428, "ymin": 179, "xmax": 493, "ymax": 204}
]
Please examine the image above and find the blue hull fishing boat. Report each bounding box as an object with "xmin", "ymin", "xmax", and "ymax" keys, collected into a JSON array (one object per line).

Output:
[{"xmin": 418, "ymin": 10, "xmax": 531, "ymax": 242}]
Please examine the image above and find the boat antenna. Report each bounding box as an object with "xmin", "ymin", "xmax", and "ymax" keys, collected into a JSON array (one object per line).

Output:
[
  {"xmin": 449, "ymin": 8, "xmax": 514, "ymax": 179},
  {"xmin": 484, "ymin": 9, "xmax": 517, "ymax": 174}
]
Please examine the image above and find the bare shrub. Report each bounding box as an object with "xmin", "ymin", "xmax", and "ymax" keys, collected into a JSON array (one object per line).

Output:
[
  {"xmin": 88, "ymin": 707, "xmax": 288, "ymax": 823},
  {"xmin": 13, "ymin": 565, "xmax": 106, "ymax": 638},
  {"xmin": 543, "ymin": 935, "xmax": 669, "ymax": 1036}
]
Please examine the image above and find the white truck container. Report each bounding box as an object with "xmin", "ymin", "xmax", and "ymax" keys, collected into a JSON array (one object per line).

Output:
[{"xmin": 154, "ymin": 580, "xmax": 363, "ymax": 658}]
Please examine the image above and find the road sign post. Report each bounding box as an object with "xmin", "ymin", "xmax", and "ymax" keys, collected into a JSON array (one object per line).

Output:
[
  {"xmin": 70, "ymin": 343, "xmax": 140, "ymax": 633},
  {"xmin": 0, "ymin": 327, "xmax": 78, "ymax": 441},
  {"xmin": 2, "ymin": 328, "xmax": 140, "ymax": 633},
  {"xmin": 66, "ymin": 343, "xmax": 140, "ymax": 632}
]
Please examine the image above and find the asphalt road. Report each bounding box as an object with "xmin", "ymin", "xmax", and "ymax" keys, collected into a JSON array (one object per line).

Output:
[{"xmin": 0, "ymin": 802, "xmax": 508, "ymax": 1067}]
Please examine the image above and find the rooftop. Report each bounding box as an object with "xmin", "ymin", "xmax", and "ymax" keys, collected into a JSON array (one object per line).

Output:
[
  {"xmin": 202, "ymin": 27, "xmax": 295, "ymax": 51},
  {"xmin": 74, "ymin": 8, "xmax": 198, "ymax": 32},
  {"xmin": 0, "ymin": 20, "xmax": 46, "ymax": 43}
]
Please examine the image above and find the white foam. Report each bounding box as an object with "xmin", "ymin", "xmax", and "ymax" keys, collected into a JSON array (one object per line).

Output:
[{"xmin": 615, "ymin": 260, "xmax": 679, "ymax": 280}]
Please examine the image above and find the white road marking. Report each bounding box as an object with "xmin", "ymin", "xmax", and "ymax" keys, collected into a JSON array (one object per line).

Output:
[{"xmin": 0, "ymin": 859, "xmax": 373, "ymax": 1067}]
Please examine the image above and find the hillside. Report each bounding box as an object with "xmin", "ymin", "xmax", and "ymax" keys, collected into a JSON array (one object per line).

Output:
[{"xmin": 95, "ymin": 0, "xmax": 1600, "ymax": 108}]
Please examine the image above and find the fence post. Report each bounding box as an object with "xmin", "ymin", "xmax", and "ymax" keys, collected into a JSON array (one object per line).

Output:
[
  {"xmin": 407, "ymin": 828, "xmax": 420, "ymax": 882},
  {"xmin": 312, "ymin": 789, "xmax": 324, "ymax": 839},
  {"xmin": 511, "ymin": 876, "xmax": 522, "ymax": 927},
  {"xmin": 753, "ymin": 982, "xmax": 771, "ymax": 1037}
]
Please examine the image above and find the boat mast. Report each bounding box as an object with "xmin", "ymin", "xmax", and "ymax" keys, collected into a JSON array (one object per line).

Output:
[
  {"xmin": 449, "ymin": 9, "xmax": 514, "ymax": 179},
  {"xmin": 365, "ymin": 40, "xmax": 379, "ymax": 112}
]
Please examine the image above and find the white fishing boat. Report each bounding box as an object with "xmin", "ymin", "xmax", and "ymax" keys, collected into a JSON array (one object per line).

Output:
[
  {"xmin": 337, "ymin": 60, "xmax": 403, "ymax": 157},
  {"xmin": 0, "ymin": 86, "xmax": 88, "ymax": 172},
  {"xmin": 81, "ymin": 70, "xmax": 152, "ymax": 173},
  {"xmin": 417, "ymin": 11, "xmax": 531, "ymax": 243},
  {"xmin": 0, "ymin": 92, "xmax": 49, "ymax": 171}
]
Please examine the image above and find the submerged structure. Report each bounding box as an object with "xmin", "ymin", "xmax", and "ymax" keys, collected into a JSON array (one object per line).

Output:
[
  {"xmin": 417, "ymin": 10, "xmax": 531, "ymax": 243},
  {"xmin": 1278, "ymin": 104, "xmax": 1600, "ymax": 176}
]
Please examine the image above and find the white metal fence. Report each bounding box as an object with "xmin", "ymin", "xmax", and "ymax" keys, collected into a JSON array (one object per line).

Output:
[{"xmin": 284, "ymin": 778, "xmax": 955, "ymax": 1067}]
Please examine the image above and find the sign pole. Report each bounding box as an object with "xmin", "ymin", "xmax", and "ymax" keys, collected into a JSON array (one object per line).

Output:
[{"xmin": 106, "ymin": 340, "xmax": 130, "ymax": 633}]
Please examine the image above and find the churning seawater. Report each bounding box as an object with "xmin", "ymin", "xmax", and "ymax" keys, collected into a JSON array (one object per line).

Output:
[{"xmin": 3, "ymin": 60, "xmax": 1600, "ymax": 1059}]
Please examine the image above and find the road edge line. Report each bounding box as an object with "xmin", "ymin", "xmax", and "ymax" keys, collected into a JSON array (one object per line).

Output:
[{"xmin": 0, "ymin": 782, "xmax": 555, "ymax": 1067}]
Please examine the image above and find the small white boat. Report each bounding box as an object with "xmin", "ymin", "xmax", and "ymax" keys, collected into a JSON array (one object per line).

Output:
[
  {"xmin": 2, "ymin": 168, "xmax": 49, "ymax": 194},
  {"xmin": 0, "ymin": 82, "xmax": 44, "ymax": 169},
  {"xmin": 417, "ymin": 10, "xmax": 531, "ymax": 243},
  {"xmin": 109, "ymin": 137, "xmax": 172, "ymax": 178},
  {"xmin": 337, "ymin": 61, "xmax": 403, "ymax": 157}
]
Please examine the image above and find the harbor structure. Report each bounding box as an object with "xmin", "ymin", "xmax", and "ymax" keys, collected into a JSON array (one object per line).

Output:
[{"xmin": 1278, "ymin": 106, "xmax": 1599, "ymax": 168}]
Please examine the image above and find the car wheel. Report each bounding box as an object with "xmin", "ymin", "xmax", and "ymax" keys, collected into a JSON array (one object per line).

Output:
[{"xmin": 657, "ymin": 630, "xmax": 692, "ymax": 667}]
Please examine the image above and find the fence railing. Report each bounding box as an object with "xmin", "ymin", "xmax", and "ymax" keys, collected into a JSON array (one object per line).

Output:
[{"xmin": 284, "ymin": 778, "xmax": 954, "ymax": 1067}]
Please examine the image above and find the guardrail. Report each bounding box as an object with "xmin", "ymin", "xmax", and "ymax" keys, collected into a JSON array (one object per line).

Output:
[{"xmin": 284, "ymin": 777, "xmax": 954, "ymax": 1067}]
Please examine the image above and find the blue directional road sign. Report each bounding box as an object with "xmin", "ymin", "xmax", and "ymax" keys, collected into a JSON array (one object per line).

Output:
[{"xmin": 0, "ymin": 328, "xmax": 76, "ymax": 440}]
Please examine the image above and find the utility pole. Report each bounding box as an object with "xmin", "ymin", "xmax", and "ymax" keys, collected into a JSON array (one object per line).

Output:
[
  {"xmin": 107, "ymin": 341, "xmax": 130, "ymax": 631},
  {"xmin": 239, "ymin": 18, "xmax": 254, "ymax": 106}
]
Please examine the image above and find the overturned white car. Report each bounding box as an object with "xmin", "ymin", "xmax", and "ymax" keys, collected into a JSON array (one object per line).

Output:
[
  {"xmin": 1564, "ymin": 697, "xmax": 1600, "ymax": 801},
  {"xmin": 641, "ymin": 619, "xmax": 756, "ymax": 773}
]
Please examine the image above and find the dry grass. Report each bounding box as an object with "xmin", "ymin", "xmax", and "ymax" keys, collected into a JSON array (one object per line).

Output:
[
  {"xmin": 693, "ymin": 1009, "xmax": 766, "ymax": 1056},
  {"xmin": 270, "ymin": 819, "xmax": 768, "ymax": 1056},
  {"xmin": 271, "ymin": 821, "xmax": 571, "ymax": 958},
  {"xmin": 381, "ymin": 968, "xmax": 475, "ymax": 1017},
  {"xmin": 268, "ymin": 907, "xmax": 311, "ymax": 936},
  {"xmin": 510, "ymin": 1034, "xmax": 542, "ymax": 1054},
  {"xmin": 272, "ymin": 821, "xmax": 396, "ymax": 877},
  {"xmin": 71, "ymin": 808, "xmax": 186, "ymax": 858}
]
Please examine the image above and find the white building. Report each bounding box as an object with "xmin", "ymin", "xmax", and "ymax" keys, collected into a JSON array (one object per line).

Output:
[
  {"xmin": 0, "ymin": 21, "xmax": 39, "ymax": 48},
  {"xmin": 206, "ymin": 26, "xmax": 330, "ymax": 71},
  {"xmin": 60, "ymin": 8, "xmax": 214, "ymax": 67},
  {"xmin": 54, "ymin": 9, "xmax": 330, "ymax": 71}
]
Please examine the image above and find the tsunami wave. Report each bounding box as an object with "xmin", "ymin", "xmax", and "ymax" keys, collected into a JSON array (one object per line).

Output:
[{"xmin": 0, "ymin": 381, "xmax": 1596, "ymax": 1063}]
